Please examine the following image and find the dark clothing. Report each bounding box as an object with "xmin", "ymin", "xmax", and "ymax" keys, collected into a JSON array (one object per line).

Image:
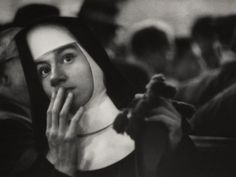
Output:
[
  {"xmin": 1, "ymin": 120, "xmax": 201, "ymax": 177},
  {"xmin": 0, "ymin": 119, "xmax": 70, "ymax": 177},
  {"xmin": 112, "ymin": 60, "xmax": 149, "ymax": 93},
  {"xmin": 76, "ymin": 136, "xmax": 201, "ymax": 177},
  {"xmin": 0, "ymin": 97, "xmax": 69, "ymax": 177},
  {"xmin": 177, "ymin": 60, "xmax": 236, "ymax": 108},
  {"xmin": 189, "ymin": 83, "xmax": 236, "ymax": 177},
  {"xmin": 1, "ymin": 116, "xmax": 202, "ymax": 177},
  {"xmin": 191, "ymin": 83, "xmax": 236, "ymax": 137},
  {"xmin": 0, "ymin": 119, "xmax": 33, "ymax": 176},
  {"xmin": 176, "ymin": 70, "xmax": 218, "ymax": 107},
  {"xmin": 76, "ymin": 152, "xmax": 136, "ymax": 177},
  {"xmin": 1, "ymin": 113, "xmax": 202, "ymax": 177}
]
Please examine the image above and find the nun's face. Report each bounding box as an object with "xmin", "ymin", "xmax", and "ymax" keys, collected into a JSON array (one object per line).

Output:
[{"xmin": 27, "ymin": 25, "xmax": 94, "ymax": 108}]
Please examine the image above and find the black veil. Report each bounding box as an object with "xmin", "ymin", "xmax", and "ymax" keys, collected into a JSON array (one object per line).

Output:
[{"xmin": 15, "ymin": 17, "xmax": 136, "ymax": 154}]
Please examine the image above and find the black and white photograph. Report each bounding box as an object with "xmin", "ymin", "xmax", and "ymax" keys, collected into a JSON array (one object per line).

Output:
[{"xmin": 1, "ymin": 0, "xmax": 236, "ymax": 177}]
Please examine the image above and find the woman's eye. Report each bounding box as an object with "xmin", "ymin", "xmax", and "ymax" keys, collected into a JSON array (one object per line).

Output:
[
  {"xmin": 38, "ymin": 66, "xmax": 51, "ymax": 78},
  {"xmin": 63, "ymin": 54, "xmax": 75, "ymax": 63}
]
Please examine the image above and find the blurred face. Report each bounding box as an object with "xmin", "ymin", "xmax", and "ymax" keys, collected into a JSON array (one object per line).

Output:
[
  {"xmin": 27, "ymin": 25, "xmax": 94, "ymax": 109},
  {"xmin": 0, "ymin": 38, "xmax": 30, "ymax": 107},
  {"xmin": 0, "ymin": 57, "xmax": 30, "ymax": 107}
]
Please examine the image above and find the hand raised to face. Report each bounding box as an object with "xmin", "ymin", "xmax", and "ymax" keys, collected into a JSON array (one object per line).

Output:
[{"xmin": 46, "ymin": 87, "xmax": 84, "ymax": 176}]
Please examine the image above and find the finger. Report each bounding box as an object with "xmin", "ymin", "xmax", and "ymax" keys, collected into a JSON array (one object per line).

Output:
[
  {"xmin": 172, "ymin": 100, "xmax": 195, "ymax": 118},
  {"xmin": 145, "ymin": 114, "xmax": 177, "ymax": 129},
  {"xmin": 163, "ymin": 99, "xmax": 180, "ymax": 115},
  {"xmin": 67, "ymin": 107, "xmax": 84, "ymax": 137},
  {"xmin": 145, "ymin": 114, "xmax": 181, "ymax": 131},
  {"xmin": 146, "ymin": 114, "xmax": 182, "ymax": 149},
  {"xmin": 51, "ymin": 88, "xmax": 65, "ymax": 132},
  {"xmin": 159, "ymin": 98, "xmax": 176, "ymax": 111},
  {"xmin": 46, "ymin": 91, "xmax": 56, "ymax": 132},
  {"xmin": 148, "ymin": 106, "xmax": 179, "ymax": 121},
  {"xmin": 130, "ymin": 93, "xmax": 143, "ymax": 108},
  {"xmin": 59, "ymin": 92, "xmax": 73, "ymax": 134},
  {"xmin": 134, "ymin": 93, "xmax": 144, "ymax": 99}
]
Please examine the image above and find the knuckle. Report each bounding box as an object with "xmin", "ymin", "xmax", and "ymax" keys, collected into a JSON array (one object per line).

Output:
[
  {"xmin": 45, "ymin": 130, "xmax": 50, "ymax": 137},
  {"xmin": 71, "ymin": 116, "xmax": 79, "ymax": 123},
  {"xmin": 177, "ymin": 121, "xmax": 182, "ymax": 127},
  {"xmin": 50, "ymin": 131, "xmax": 58, "ymax": 140},
  {"xmin": 47, "ymin": 109, "xmax": 52, "ymax": 115},
  {"xmin": 51, "ymin": 109, "xmax": 57, "ymax": 116},
  {"xmin": 59, "ymin": 111, "xmax": 66, "ymax": 118},
  {"xmin": 70, "ymin": 117, "xmax": 76, "ymax": 123},
  {"xmin": 57, "ymin": 134, "xmax": 64, "ymax": 141},
  {"xmin": 172, "ymin": 121, "xmax": 181, "ymax": 129},
  {"xmin": 64, "ymin": 135, "xmax": 74, "ymax": 142}
]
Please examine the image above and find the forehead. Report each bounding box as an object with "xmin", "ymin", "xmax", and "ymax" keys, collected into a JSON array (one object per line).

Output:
[{"xmin": 27, "ymin": 25, "xmax": 77, "ymax": 59}]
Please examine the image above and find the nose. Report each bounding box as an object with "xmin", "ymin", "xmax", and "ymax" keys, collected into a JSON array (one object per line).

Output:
[{"xmin": 50, "ymin": 66, "xmax": 67, "ymax": 87}]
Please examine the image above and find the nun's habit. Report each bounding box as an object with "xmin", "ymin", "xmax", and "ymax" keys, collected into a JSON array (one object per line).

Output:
[{"xmin": 15, "ymin": 17, "xmax": 202, "ymax": 177}]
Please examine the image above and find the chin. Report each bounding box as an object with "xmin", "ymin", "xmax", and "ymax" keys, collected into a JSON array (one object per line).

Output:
[{"xmin": 71, "ymin": 98, "xmax": 85, "ymax": 112}]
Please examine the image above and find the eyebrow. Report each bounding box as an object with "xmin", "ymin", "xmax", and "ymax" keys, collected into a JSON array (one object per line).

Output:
[
  {"xmin": 35, "ymin": 42, "xmax": 78, "ymax": 64},
  {"xmin": 55, "ymin": 43, "xmax": 78, "ymax": 55}
]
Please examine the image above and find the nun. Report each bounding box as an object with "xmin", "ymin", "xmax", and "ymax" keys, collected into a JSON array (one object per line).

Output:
[{"xmin": 15, "ymin": 17, "xmax": 202, "ymax": 177}]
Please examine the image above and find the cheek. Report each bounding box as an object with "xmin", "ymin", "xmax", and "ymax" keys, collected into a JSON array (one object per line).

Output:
[
  {"xmin": 74, "ymin": 58, "xmax": 93, "ymax": 85},
  {"xmin": 76, "ymin": 70, "xmax": 93, "ymax": 93},
  {"xmin": 41, "ymin": 79, "xmax": 52, "ymax": 97},
  {"xmin": 70, "ymin": 60, "xmax": 94, "ymax": 105}
]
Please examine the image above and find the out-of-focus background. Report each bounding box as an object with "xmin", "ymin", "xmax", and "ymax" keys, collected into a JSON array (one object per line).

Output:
[
  {"xmin": 1, "ymin": 0, "xmax": 236, "ymax": 36},
  {"xmin": 2, "ymin": 0, "xmax": 236, "ymax": 176}
]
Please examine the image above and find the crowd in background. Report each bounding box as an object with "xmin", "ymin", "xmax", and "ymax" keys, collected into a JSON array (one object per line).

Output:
[{"xmin": 1, "ymin": 1, "xmax": 236, "ymax": 176}]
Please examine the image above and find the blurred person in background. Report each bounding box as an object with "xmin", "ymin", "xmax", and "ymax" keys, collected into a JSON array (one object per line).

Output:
[
  {"xmin": 176, "ymin": 14, "xmax": 236, "ymax": 108},
  {"xmin": 77, "ymin": 0, "xmax": 149, "ymax": 93},
  {"xmin": 214, "ymin": 14, "xmax": 236, "ymax": 65},
  {"xmin": 77, "ymin": 0, "xmax": 127, "ymax": 52},
  {"xmin": 0, "ymin": 27, "xmax": 33, "ymax": 176},
  {"xmin": 118, "ymin": 19, "xmax": 177, "ymax": 86},
  {"xmin": 191, "ymin": 15, "xmax": 220, "ymax": 69},
  {"xmin": 190, "ymin": 15, "xmax": 236, "ymax": 136},
  {"xmin": 171, "ymin": 37, "xmax": 207, "ymax": 82},
  {"xmin": 189, "ymin": 24, "xmax": 236, "ymax": 170}
]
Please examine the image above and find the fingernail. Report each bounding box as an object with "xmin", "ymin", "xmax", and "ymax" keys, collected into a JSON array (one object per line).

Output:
[
  {"xmin": 59, "ymin": 87, "xmax": 65, "ymax": 93},
  {"xmin": 79, "ymin": 106, "xmax": 84, "ymax": 111},
  {"xmin": 68, "ymin": 92, "xmax": 73, "ymax": 98}
]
